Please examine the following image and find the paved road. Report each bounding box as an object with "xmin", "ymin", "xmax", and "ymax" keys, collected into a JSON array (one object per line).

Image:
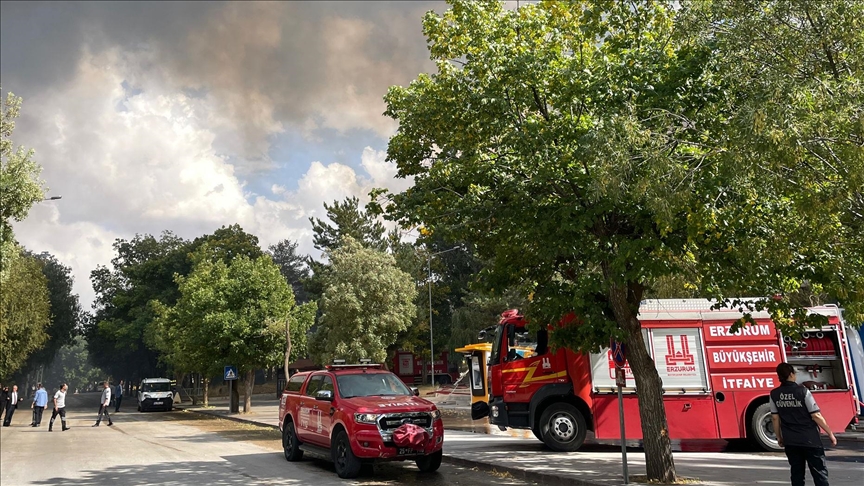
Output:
[{"xmin": 0, "ymin": 392, "xmax": 536, "ymax": 486}]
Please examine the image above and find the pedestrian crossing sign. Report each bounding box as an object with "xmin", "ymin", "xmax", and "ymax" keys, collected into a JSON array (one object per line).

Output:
[{"xmin": 224, "ymin": 366, "xmax": 238, "ymax": 380}]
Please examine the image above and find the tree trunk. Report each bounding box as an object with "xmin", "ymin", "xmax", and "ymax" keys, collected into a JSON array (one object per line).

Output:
[
  {"xmin": 203, "ymin": 377, "xmax": 209, "ymax": 407},
  {"xmin": 608, "ymin": 280, "xmax": 677, "ymax": 483},
  {"xmin": 243, "ymin": 370, "xmax": 254, "ymax": 413},
  {"xmin": 284, "ymin": 316, "xmax": 292, "ymax": 384}
]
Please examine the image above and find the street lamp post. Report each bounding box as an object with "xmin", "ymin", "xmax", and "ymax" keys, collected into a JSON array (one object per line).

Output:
[{"xmin": 427, "ymin": 245, "xmax": 463, "ymax": 385}]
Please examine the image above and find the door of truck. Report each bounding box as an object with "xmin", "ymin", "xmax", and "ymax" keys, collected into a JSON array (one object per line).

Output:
[{"xmin": 297, "ymin": 374, "xmax": 330, "ymax": 444}]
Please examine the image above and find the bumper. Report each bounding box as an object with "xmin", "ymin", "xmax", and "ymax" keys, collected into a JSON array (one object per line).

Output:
[
  {"xmin": 350, "ymin": 421, "xmax": 444, "ymax": 460},
  {"xmin": 141, "ymin": 398, "xmax": 173, "ymax": 410},
  {"xmin": 488, "ymin": 396, "xmax": 509, "ymax": 427}
]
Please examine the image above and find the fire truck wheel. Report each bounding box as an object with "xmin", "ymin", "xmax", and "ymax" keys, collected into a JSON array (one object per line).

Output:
[
  {"xmin": 750, "ymin": 403, "xmax": 783, "ymax": 452},
  {"xmin": 416, "ymin": 449, "xmax": 443, "ymax": 473},
  {"xmin": 538, "ymin": 403, "xmax": 587, "ymax": 452},
  {"xmin": 333, "ymin": 430, "xmax": 362, "ymax": 479},
  {"xmin": 282, "ymin": 419, "xmax": 304, "ymax": 461}
]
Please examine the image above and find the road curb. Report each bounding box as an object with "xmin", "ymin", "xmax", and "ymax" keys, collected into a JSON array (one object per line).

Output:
[{"xmin": 175, "ymin": 405, "xmax": 280, "ymax": 431}]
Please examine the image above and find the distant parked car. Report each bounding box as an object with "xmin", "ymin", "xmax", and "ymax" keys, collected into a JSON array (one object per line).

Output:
[{"xmin": 137, "ymin": 378, "xmax": 173, "ymax": 412}]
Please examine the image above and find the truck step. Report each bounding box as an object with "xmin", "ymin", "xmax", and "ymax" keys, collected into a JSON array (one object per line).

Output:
[{"xmin": 299, "ymin": 443, "xmax": 331, "ymax": 459}]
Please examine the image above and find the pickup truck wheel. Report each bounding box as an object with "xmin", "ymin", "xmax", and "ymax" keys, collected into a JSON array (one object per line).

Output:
[
  {"xmin": 415, "ymin": 449, "xmax": 443, "ymax": 473},
  {"xmin": 750, "ymin": 403, "xmax": 783, "ymax": 452},
  {"xmin": 538, "ymin": 403, "xmax": 587, "ymax": 452},
  {"xmin": 282, "ymin": 420, "xmax": 303, "ymax": 461},
  {"xmin": 332, "ymin": 430, "xmax": 362, "ymax": 479}
]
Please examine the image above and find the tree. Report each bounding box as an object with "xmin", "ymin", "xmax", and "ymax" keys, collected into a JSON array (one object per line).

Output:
[
  {"xmin": 310, "ymin": 237, "xmax": 417, "ymax": 364},
  {"xmin": 377, "ymin": 1, "xmax": 863, "ymax": 481},
  {"xmin": 0, "ymin": 250, "xmax": 50, "ymax": 379},
  {"xmin": 42, "ymin": 336, "xmax": 104, "ymax": 393},
  {"xmin": 310, "ymin": 196, "xmax": 386, "ymax": 253},
  {"xmin": 268, "ymin": 239, "xmax": 310, "ymax": 304},
  {"xmin": 16, "ymin": 252, "xmax": 84, "ymax": 380},
  {"xmin": 87, "ymin": 231, "xmax": 190, "ymax": 382},
  {"xmin": 166, "ymin": 247, "xmax": 313, "ymax": 412},
  {"xmin": 1, "ymin": 89, "xmax": 46, "ymax": 261}
]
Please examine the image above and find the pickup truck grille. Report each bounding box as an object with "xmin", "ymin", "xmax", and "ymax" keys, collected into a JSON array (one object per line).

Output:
[{"xmin": 377, "ymin": 412, "xmax": 432, "ymax": 431}]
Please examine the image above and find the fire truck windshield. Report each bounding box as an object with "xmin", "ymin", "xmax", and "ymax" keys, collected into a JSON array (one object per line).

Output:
[{"xmin": 490, "ymin": 325, "xmax": 504, "ymax": 364}]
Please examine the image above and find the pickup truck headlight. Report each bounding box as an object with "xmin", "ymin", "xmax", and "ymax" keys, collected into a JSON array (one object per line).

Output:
[
  {"xmin": 143, "ymin": 394, "xmax": 151, "ymax": 399},
  {"xmin": 354, "ymin": 413, "xmax": 380, "ymax": 424},
  {"xmin": 430, "ymin": 410, "xmax": 441, "ymax": 421}
]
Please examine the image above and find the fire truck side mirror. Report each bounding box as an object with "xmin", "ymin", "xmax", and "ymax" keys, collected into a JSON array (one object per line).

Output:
[{"xmin": 478, "ymin": 330, "xmax": 487, "ymax": 340}]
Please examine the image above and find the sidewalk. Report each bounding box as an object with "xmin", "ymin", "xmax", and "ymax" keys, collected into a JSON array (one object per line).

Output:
[{"xmin": 175, "ymin": 398, "xmax": 864, "ymax": 486}]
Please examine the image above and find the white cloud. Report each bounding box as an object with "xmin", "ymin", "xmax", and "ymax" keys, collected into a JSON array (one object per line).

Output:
[{"xmin": 12, "ymin": 48, "xmax": 414, "ymax": 311}]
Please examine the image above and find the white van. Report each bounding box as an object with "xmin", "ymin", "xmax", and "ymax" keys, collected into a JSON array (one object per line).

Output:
[{"xmin": 137, "ymin": 378, "xmax": 173, "ymax": 412}]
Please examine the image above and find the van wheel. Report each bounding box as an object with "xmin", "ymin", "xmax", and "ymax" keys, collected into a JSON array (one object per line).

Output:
[
  {"xmin": 332, "ymin": 430, "xmax": 362, "ymax": 479},
  {"xmin": 416, "ymin": 449, "xmax": 442, "ymax": 473},
  {"xmin": 538, "ymin": 403, "xmax": 587, "ymax": 452},
  {"xmin": 750, "ymin": 403, "xmax": 783, "ymax": 452},
  {"xmin": 282, "ymin": 419, "xmax": 303, "ymax": 461}
]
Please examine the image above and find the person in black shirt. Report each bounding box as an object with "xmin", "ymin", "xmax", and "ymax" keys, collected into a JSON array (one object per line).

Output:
[{"xmin": 770, "ymin": 362, "xmax": 837, "ymax": 486}]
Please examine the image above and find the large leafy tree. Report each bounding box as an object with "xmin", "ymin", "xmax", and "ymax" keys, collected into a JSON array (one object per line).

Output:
[
  {"xmin": 165, "ymin": 247, "xmax": 314, "ymax": 412},
  {"xmin": 0, "ymin": 251, "xmax": 50, "ymax": 379},
  {"xmin": 1, "ymin": 90, "xmax": 45, "ymax": 262},
  {"xmin": 15, "ymin": 252, "xmax": 84, "ymax": 379},
  {"xmin": 87, "ymin": 224, "xmax": 265, "ymax": 383},
  {"xmin": 310, "ymin": 237, "xmax": 417, "ymax": 364},
  {"xmin": 378, "ymin": 1, "xmax": 863, "ymax": 481},
  {"xmin": 87, "ymin": 231, "xmax": 190, "ymax": 382}
]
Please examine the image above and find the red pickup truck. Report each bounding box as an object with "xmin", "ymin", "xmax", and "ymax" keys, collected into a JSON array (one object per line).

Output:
[{"xmin": 278, "ymin": 362, "xmax": 445, "ymax": 478}]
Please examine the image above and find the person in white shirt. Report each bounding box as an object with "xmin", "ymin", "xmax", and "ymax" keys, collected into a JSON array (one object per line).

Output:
[
  {"xmin": 49, "ymin": 384, "xmax": 70, "ymax": 432},
  {"xmin": 93, "ymin": 381, "xmax": 113, "ymax": 427}
]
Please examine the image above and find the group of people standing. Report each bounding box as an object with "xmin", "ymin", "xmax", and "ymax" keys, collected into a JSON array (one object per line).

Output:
[
  {"xmin": 0, "ymin": 382, "xmax": 69, "ymax": 431},
  {"xmin": 0, "ymin": 380, "xmax": 124, "ymax": 430}
]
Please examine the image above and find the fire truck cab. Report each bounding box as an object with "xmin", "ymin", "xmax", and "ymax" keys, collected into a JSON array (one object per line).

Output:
[{"xmin": 470, "ymin": 300, "xmax": 860, "ymax": 452}]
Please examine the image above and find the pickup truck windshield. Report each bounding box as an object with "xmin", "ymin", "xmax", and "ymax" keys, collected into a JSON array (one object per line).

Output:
[{"xmin": 337, "ymin": 373, "xmax": 412, "ymax": 399}]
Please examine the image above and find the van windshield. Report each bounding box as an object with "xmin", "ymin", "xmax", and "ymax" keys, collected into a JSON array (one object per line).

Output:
[{"xmin": 142, "ymin": 382, "xmax": 171, "ymax": 392}]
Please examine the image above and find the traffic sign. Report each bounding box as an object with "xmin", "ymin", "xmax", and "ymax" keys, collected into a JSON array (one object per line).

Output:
[
  {"xmin": 224, "ymin": 365, "xmax": 238, "ymax": 381},
  {"xmin": 611, "ymin": 340, "xmax": 627, "ymax": 368}
]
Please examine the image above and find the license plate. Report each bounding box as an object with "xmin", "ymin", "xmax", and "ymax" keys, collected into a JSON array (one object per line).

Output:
[
  {"xmin": 397, "ymin": 447, "xmax": 420, "ymax": 456},
  {"xmin": 153, "ymin": 401, "xmax": 163, "ymax": 405}
]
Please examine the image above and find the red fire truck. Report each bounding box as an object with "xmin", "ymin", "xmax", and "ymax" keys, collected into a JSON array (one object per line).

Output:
[
  {"xmin": 392, "ymin": 350, "xmax": 459, "ymax": 386},
  {"xmin": 468, "ymin": 299, "xmax": 860, "ymax": 452}
]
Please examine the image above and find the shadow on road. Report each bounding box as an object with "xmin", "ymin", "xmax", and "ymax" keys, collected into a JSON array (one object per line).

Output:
[{"xmin": 29, "ymin": 458, "xmax": 306, "ymax": 486}]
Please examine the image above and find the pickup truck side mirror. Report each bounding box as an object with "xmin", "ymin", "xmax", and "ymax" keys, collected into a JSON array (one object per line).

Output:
[
  {"xmin": 315, "ymin": 390, "xmax": 334, "ymax": 401},
  {"xmin": 411, "ymin": 387, "xmax": 420, "ymax": 396}
]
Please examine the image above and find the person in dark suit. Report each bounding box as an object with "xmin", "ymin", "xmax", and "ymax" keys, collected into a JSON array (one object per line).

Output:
[
  {"xmin": 3, "ymin": 385, "xmax": 23, "ymax": 426},
  {"xmin": 0, "ymin": 384, "xmax": 7, "ymax": 422}
]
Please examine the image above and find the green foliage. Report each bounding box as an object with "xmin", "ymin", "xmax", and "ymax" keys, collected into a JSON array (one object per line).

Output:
[
  {"xmin": 268, "ymin": 239, "xmax": 310, "ymax": 304},
  {"xmin": 15, "ymin": 252, "xmax": 84, "ymax": 378},
  {"xmin": 87, "ymin": 231, "xmax": 190, "ymax": 380},
  {"xmin": 0, "ymin": 248, "xmax": 50, "ymax": 379},
  {"xmin": 379, "ymin": 0, "xmax": 863, "ymax": 480},
  {"xmin": 0, "ymin": 90, "xmax": 46, "ymax": 254},
  {"xmin": 310, "ymin": 237, "xmax": 418, "ymax": 364},
  {"xmin": 164, "ymin": 246, "xmax": 309, "ymax": 377},
  {"xmin": 42, "ymin": 336, "xmax": 104, "ymax": 392},
  {"xmin": 310, "ymin": 196, "xmax": 386, "ymax": 252},
  {"xmin": 87, "ymin": 224, "xmax": 266, "ymax": 381}
]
